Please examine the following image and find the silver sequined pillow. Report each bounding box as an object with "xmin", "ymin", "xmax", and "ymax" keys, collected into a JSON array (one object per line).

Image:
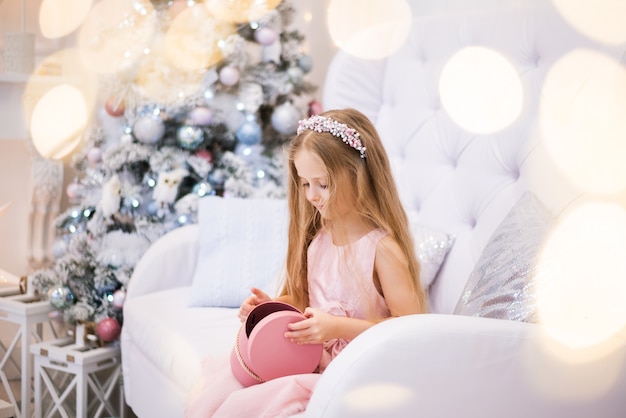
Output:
[{"xmin": 454, "ymin": 192, "xmax": 554, "ymax": 322}]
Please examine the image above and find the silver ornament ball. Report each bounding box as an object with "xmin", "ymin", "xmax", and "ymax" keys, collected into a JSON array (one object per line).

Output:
[
  {"xmin": 48, "ymin": 285, "xmax": 75, "ymax": 310},
  {"xmin": 271, "ymin": 102, "xmax": 301, "ymax": 135},
  {"xmin": 177, "ymin": 125, "xmax": 205, "ymax": 150}
]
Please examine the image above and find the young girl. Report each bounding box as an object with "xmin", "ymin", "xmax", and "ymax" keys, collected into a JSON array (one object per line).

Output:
[{"xmin": 186, "ymin": 108, "xmax": 426, "ymax": 417}]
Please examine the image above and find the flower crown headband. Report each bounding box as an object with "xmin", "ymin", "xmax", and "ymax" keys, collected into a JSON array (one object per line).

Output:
[{"xmin": 297, "ymin": 115, "xmax": 366, "ymax": 158}]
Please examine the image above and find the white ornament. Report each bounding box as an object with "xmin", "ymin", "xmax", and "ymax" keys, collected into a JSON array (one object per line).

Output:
[
  {"xmin": 219, "ymin": 66, "xmax": 240, "ymax": 86},
  {"xmin": 100, "ymin": 174, "xmax": 121, "ymax": 218},
  {"xmin": 254, "ymin": 27, "xmax": 278, "ymax": 46},
  {"xmin": 133, "ymin": 115, "xmax": 165, "ymax": 144},
  {"xmin": 271, "ymin": 102, "xmax": 301, "ymax": 135},
  {"xmin": 66, "ymin": 182, "xmax": 82, "ymax": 199},
  {"xmin": 112, "ymin": 289, "xmax": 126, "ymax": 309},
  {"xmin": 52, "ymin": 238, "xmax": 67, "ymax": 259},
  {"xmin": 152, "ymin": 168, "xmax": 190, "ymax": 210},
  {"xmin": 87, "ymin": 147, "xmax": 102, "ymax": 164},
  {"xmin": 189, "ymin": 107, "xmax": 213, "ymax": 126}
]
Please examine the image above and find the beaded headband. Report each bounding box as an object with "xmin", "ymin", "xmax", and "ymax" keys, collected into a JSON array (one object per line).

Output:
[{"xmin": 297, "ymin": 115, "xmax": 366, "ymax": 158}]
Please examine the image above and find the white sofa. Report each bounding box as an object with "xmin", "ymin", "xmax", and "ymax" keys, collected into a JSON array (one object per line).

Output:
[{"xmin": 121, "ymin": 3, "xmax": 626, "ymax": 417}]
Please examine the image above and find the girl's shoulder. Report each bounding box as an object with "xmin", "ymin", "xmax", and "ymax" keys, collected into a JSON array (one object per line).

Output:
[{"xmin": 374, "ymin": 232, "xmax": 404, "ymax": 259}]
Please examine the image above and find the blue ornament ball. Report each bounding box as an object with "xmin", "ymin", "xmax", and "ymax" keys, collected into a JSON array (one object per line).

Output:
[
  {"xmin": 146, "ymin": 200, "xmax": 160, "ymax": 216},
  {"xmin": 177, "ymin": 125, "xmax": 205, "ymax": 150},
  {"xmin": 48, "ymin": 285, "xmax": 75, "ymax": 310},
  {"xmin": 287, "ymin": 66, "xmax": 304, "ymax": 86},
  {"xmin": 297, "ymin": 54, "xmax": 313, "ymax": 73},
  {"xmin": 208, "ymin": 169, "xmax": 227, "ymax": 187},
  {"xmin": 236, "ymin": 119, "xmax": 262, "ymax": 145}
]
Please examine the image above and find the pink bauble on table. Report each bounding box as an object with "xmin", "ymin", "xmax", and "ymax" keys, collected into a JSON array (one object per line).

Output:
[{"xmin": 97, "ymin": 317, "xmax": 121, "ymax": 342}]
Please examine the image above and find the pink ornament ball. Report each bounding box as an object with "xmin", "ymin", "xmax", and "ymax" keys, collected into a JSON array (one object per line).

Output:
[
  {"xmin": 105, "ymin": 97, "xmax": 125, "ymax": 117},
  {"xmin": 308, "ymin": 100, "xmax": 323, "ymax": 116},
  {"xmin": 66, "ymin": 183, "xmax": 81, "ymax": 199},
  {"xmin": 219, "ymin": 66, "xmax": 240, "ymax": 86},
  {"xmin": 112, "ymin": 289, "xmax": 126, "ymax": 309},
  {"xmin": 189, "ymin": 107, "xmax": 213, "ymax": 126},
  {"xmin": 195, "ymin": 149, "xmax": 213, "ymax": 163},
  {"xmin": 87, "ymin": 147, "xmax": 102, "ymax": 164},
  {"xmin": 97, "ymin": 317, "xmax": 121, "ymax": 342},
  {"xmin": 254, "ymin": 27, "xmax": 278, "ymax": 46}
]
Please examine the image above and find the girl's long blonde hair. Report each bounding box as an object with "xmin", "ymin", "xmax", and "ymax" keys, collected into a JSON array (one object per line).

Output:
[{"xmin": 281, "ymin": 108, "xmax": 425, "ymax": 312}]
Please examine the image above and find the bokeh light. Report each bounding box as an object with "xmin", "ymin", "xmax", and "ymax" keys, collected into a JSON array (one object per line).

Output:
[
  {"xmin": 342, "ymin": 384, "xmax": 412, "ymax": 412},
  {"xmin": 30, "ymin": 84, "xmax": 89, "ymax": 160},
  {"xmin": 39, "ymin": 0, "xmax": 93, "ymax": 39},
  {"xmin": 540, "ymin": 49, "xmax": 626, "ymax": 195},
  {"xmin": 326, "ymin": 0, "xmax": 411, "ymax": 60},
  {"xmin": 205, "ymin": 0, "xmax": 282, "ymax": 24},
  {"xmin": 165, "ymin": 5, "xmax": 233, "ymax": 71},
  {"xmin": 439, "ymin": 46, "xmax": 523, "ymax": 134},
  {"xmin": 134, "ymin": 35, "xmax": 206, "ymax": 104},
  {"xmin": 23, "ymin": 48, "xmax": 98, "ymax": 144},
  {"xmin": 78, "ymin": 0, "xmax": 156, "ymax": 74},
  {"xmin": 552, "ymin": 0, "xmax": 626, "ymax": 45},
  {"xmin": 536, "ymin": 200, "xmax": 626, "ymax": 355}
]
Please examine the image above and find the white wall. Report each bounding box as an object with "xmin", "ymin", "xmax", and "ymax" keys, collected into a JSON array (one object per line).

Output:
[{"xmin": 0, "ymin": 0, "xmax": 548, "ymax": 275}]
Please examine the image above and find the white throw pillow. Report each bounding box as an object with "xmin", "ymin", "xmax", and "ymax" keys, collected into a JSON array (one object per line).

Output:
[
  {"xmin": 188, "ymin": 196, "xmax": 288, "ymax": 308},
  {"xmin": 189, "ymin": 198, "xmax": 453, "ymax": 307}
]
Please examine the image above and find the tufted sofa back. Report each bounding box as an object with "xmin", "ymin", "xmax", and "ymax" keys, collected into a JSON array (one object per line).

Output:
[{"xmin": 323, "ymin": 4, "xmax": 624, "ymax": 314}]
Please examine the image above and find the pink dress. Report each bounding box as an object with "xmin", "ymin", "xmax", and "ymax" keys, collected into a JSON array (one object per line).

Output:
[{"xmin": 185, "ymin": 228, "xmax": 390, "ymax": 418}]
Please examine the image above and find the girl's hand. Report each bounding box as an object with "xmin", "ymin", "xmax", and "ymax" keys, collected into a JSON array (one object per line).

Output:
[
  {"xmin": 285, "ymin": 307, "xmax": 335, "ymax": 345},
  {"xmin": 238, "ymin": 287, "xmax": 272, "ymax": 322}
]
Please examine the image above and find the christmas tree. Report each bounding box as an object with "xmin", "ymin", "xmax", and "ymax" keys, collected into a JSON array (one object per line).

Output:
[{"xmin": 29, "ymin": 0, "xmax": 318, "ymax": 341}]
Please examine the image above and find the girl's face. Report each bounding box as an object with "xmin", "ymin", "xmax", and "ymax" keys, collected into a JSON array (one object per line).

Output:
[{"xmin": 293, "ymin": 148, "xmax": 355, "ymax": 220}]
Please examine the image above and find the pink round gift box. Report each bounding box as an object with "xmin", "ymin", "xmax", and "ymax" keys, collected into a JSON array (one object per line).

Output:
[{"xmin": 231, "ymin": 301, "xmax": 323, "ymax": 386}]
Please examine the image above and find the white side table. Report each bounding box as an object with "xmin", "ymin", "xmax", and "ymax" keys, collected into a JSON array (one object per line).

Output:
[
  {"xmin": 0, "ymin": 293, "xmax": 54, "ymax": 418},
  {"xmin": 30, "ymin": 338, "xmax": 125, "ymax": 418}
]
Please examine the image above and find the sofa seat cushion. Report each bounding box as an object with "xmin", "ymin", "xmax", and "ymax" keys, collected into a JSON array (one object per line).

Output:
[{"xmin": 123, "ymin": 286, "xmax": 240, "ymax": 392}]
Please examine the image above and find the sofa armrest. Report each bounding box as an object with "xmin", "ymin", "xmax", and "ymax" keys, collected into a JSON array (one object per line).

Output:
[
  {"xmin": 126, "ymin": 224, "xmax": 200, "ymax": 299},
  {"xmin": 307, "ymin": 314, "xmax": 626, "ymax": 418}
]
